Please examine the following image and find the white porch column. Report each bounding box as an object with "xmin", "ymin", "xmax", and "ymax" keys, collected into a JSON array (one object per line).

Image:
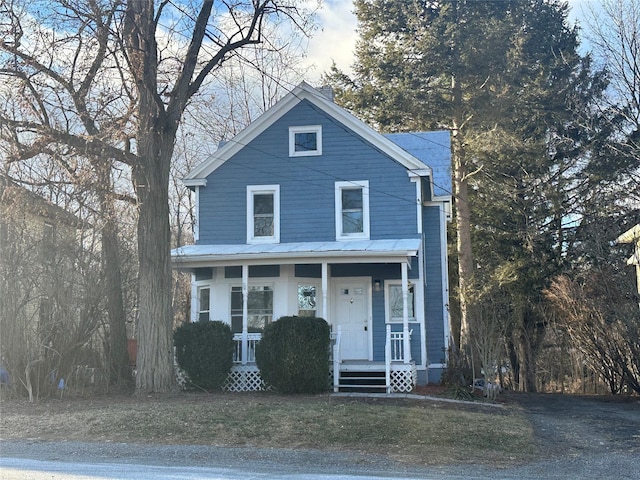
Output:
[
  {"xmin": 190, "ymin": 273, "xmax": 198, "ymax": 323},
  {"xmin": 402, "ymin": 261, "xmax": 411, "ymax": 364},
  {"xmin": 241, "ymin": 264, "xmax": 249, "ymax": 365},
  {"xmin": 322, "ymin": 262, "xmax": 328, "ymax": 322}
]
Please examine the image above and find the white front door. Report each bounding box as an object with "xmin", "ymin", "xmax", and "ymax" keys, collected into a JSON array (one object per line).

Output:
[{"xmin": 334, "ymin": 280, "xmax": 370, "ymax": 360}]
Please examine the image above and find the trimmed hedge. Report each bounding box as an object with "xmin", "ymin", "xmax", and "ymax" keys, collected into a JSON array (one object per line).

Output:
[
  {"xmin": 255, "ymin": 316, "xmax": 330, "ymax": 393},
  {"xmin": 174, "ymin": 321, "xmax": 234, "ymax": 390}
]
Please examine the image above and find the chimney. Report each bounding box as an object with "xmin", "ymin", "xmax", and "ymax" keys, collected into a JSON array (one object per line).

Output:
[{"xmin": 317, "ymin": 85, "xmax": 335, "ymax": 102}]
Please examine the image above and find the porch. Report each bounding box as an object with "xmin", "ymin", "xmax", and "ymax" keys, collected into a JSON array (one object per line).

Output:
[
  {"xmin": 224, "ymin": 326, "xmax": 416, "ymax": 393},
  {"xmin": 172, "ymin": 239, "xmax": 423, "ymax": 393}
]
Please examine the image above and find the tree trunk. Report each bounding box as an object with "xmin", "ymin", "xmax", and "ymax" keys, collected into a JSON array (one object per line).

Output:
[
  {"xmin": 124, "ymin": 0, "xmax": 175, "ymax": 394},
  {"xmin": 449, "ymin": 0, "xmax": 474, "ymax": 355},
  {"xmin": 133, "ymin": 134, "xmax": 175, "ymax": 393},
  {"xmin": 516, "ymin": 324, "xmax": 538, "ymax": 393},
  {"xmin": 94, "ymin": 160, "xmax": 131, "ymax": 387},
  {"xmin": 452, "ymin": 127, "xmax": 474, "ymax": 353},
  {"xmin": 102, "ymin": 217, "xmax": 131, "ymax": 386}
]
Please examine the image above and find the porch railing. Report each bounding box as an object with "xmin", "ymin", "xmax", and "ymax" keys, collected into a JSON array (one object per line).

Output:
[
  {"xmin": 232, "ymin": 333, "xmax": 261, "ymax": 364},
  {"xmin": 333, "ymin": 326, "xmax": 342, "ymax": 392},
  {"xmin": 389, "ymin": 330, "xmax": 405, "ymax": 361},
  {"xmin": 385, "ymin": 325, "xmax": 413, "ymax": 392},
  {"xmin": 386, "ymin": 326, "xmax": 413, "ymax": 363}
]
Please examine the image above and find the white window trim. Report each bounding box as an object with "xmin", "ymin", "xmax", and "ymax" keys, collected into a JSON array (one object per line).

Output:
[
  {"xmin": 191, "ymin": 277, "xmax": 212, "ymax": 323},
  {"xmin": 335, "ymin": 180, "xmax": 370, "ymax": 240},
  {"xmin": 247, "ymin": 185, "xmax": 280, "ymax": 244},
  {"xmin": 197, "ymin": 285, "xmax": 211, "ymax": 322},
  {"xmin": 289, "ymin": 125, "xmax": 322, "ymax": 157},
  {"xmin": 384, "ymin": 280, "xmax": 417, "ymax": 324}
]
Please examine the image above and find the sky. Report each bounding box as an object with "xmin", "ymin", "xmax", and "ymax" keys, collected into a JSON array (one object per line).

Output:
[{"xmin": 302, "ymin": 0, "xmax": 601, "ymax": 83}]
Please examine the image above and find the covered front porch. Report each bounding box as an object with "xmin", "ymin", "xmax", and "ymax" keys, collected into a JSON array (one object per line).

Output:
[
  {"xmin": 225, "ymin": 327, "xmax": 417, "ymax": 393},
  {"xmin": 171, "ymin": 239, "xmax": 424, "ymax": 393}
]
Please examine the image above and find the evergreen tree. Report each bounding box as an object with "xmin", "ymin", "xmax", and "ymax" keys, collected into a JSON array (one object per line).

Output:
[{"xmin": 326, "ymin": 0, "xmax": 607, "ymax": 390}]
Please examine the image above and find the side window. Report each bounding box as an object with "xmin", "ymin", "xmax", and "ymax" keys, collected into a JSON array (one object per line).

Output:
[
  {"xmin": 197, "ymin": 286, "xmax": 210, "ymax": 322},
  {"xmin": 247, "ymin": 185, "xmax": 280, "ymax": 244},
  {"xmin": 289, "ymin": 125, "xmax": 322, "ymax": 157},
  {"xmin": 386, "ymin": 283, "xmax": 415, "ymax": 323},
  {"xmin": 335, "ymin": 181, "xmax": 369, "ymax": 240}
]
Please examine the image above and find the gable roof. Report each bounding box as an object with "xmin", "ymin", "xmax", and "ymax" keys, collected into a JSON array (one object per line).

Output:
[
  {"xmin": 0, "ymin": 175, "xmax": 84, "ymax": 228},
  {"xmin": 183, "ymin": 82, "xmax": 433, "ymax": 186}
]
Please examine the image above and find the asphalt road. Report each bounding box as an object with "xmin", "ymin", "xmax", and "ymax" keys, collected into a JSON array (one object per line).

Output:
[{"xmin": 1, "ymin": 393, "xmax": 639, "ymax": 479}]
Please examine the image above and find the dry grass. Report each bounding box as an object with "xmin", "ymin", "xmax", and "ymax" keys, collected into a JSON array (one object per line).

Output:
[{"xmin": 0, "ymin": 392, "xmax": 537, "ymax": 466}]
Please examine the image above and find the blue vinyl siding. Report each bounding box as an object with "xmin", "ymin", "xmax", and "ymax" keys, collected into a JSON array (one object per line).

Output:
[
  {"xmin": 423, "ymin": 205, "xmax": 447, "ymax": 365},
  {"xmin": 197, "ymin": 100, "xmax": 419, "ymax": 245}
]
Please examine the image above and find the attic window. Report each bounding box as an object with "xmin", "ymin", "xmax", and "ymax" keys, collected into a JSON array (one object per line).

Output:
[{"xmin": 289, "ymin": 125, "xmax": 322, "ymax": 157}]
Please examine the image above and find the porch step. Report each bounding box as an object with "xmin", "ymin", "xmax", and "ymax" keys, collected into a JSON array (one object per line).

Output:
[{"xmin": 338, "ymin": 370, "xmax": 388, "ymax": 393}]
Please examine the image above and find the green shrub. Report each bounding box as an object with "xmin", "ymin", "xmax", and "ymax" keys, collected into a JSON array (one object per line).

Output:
[
  {"xmin": 255, "ymin": 316, "xmax": 330, "ymax": 394},
  {"xmin": 174, "ymin": 321, "xmax": 234, "ymax": 390}
]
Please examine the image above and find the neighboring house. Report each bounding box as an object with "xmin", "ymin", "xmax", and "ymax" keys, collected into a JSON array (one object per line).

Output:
[
  {"xmin": 0, "ymin": 175, "xmax": 84, "ymax": 328},
  {"xmin": 0, "ymin": 175, "xmax": 93, "ymax": 395},
  {"xmin": 617, "ymin": 224, "xmax": 640, "ymax": 295},
  {"xmin": 171, "ymin": 82, "xmax": 452, "ymax": 393}
]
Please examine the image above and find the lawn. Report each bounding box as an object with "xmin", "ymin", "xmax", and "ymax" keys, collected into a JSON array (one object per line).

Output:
[{"xmin": 0, "ymin": 392, "xmax": 537, "ymax": 466}]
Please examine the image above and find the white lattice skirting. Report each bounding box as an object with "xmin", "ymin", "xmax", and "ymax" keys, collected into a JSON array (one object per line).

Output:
[
  {"xmin": 178, "ymin": 363, "xmax": 415, "ymax": 393},
  {"xmin": 390, "ymin": 364, "xmax": 418, "ymax": 393},
  {"xmin": 223, "ymin": 365, "xmax": 265, "ymax": 392}
]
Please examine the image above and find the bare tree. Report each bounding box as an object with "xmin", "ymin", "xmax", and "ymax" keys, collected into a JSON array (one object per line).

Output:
[
  {"xmin": 584, "ymin": 0, "xmax": 640, "ymax": 200},
  {"xmin": 122, "ymin": 0, "xmax": 311, "ymax": 393},
  {"xmin": 0, "ymin": 0, "xmax": 135, "ymax": 387},
  {"xmin": 546, "ymin": 274, "xmax": 640, "ymax": 394},
  {"xmin": 1, "ymin": 0, "xmax": 311, "ymax": 393},
  {"xmin": 0, "ymin": 175, "xmax": 106, "ymax": 400}
]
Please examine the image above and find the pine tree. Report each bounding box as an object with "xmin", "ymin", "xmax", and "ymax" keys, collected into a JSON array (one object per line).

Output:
[{"xmin": 326, "ymin": 0, "xmax": 606, "ymax": 390}]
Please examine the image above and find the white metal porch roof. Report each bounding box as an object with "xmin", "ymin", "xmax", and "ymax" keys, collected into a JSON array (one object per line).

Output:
[{"xmin": 171, "ymin": 238, "xmax": 421, "ymax": 269}]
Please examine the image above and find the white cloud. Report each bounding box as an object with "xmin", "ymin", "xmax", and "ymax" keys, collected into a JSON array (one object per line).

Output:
[
  {"xmin": 303, "ymin": 0, "xmax": 596, "ymax": 83},
  {"xmin": 303, "ymin": 0, "xmax": 358, "ymax": 82}
]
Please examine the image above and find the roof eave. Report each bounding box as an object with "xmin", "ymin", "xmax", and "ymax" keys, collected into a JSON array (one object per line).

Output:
[
  {"xmin": 172, "ymin": 250, "xmax": 418, "ymax": 270},
  {"xmin": 183, "ymin": 82, "xmax": 429, "ymax": 181}
]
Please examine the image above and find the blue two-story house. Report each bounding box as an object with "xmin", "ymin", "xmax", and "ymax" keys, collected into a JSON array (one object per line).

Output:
[{"xmin": 171, "ymin": 82, "xmax": 452, "ymax": 393}]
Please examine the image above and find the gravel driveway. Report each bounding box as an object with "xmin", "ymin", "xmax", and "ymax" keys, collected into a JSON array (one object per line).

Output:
[{"xmin": 1, "ymin": 393, "xmax": 639, "ymax": 479}]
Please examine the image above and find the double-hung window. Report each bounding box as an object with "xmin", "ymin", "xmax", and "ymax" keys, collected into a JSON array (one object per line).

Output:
[
  {"xmin": 197, "ymin": 286, "xmax": 211, "ymax": 322},
  {"xmin": 247, "ymin": 185, "xmax": 280, "ymax": 243},
  {"xmin": 335, "ymin": 181, "xmax": 370, "ymax": 240},
  {"xmin": 230, "ymin": 285, "xmax": 273, "ymax": 333},
  {"xmin": 289, "ymin": 125, "xmax": 322, "ymax": 157}
]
